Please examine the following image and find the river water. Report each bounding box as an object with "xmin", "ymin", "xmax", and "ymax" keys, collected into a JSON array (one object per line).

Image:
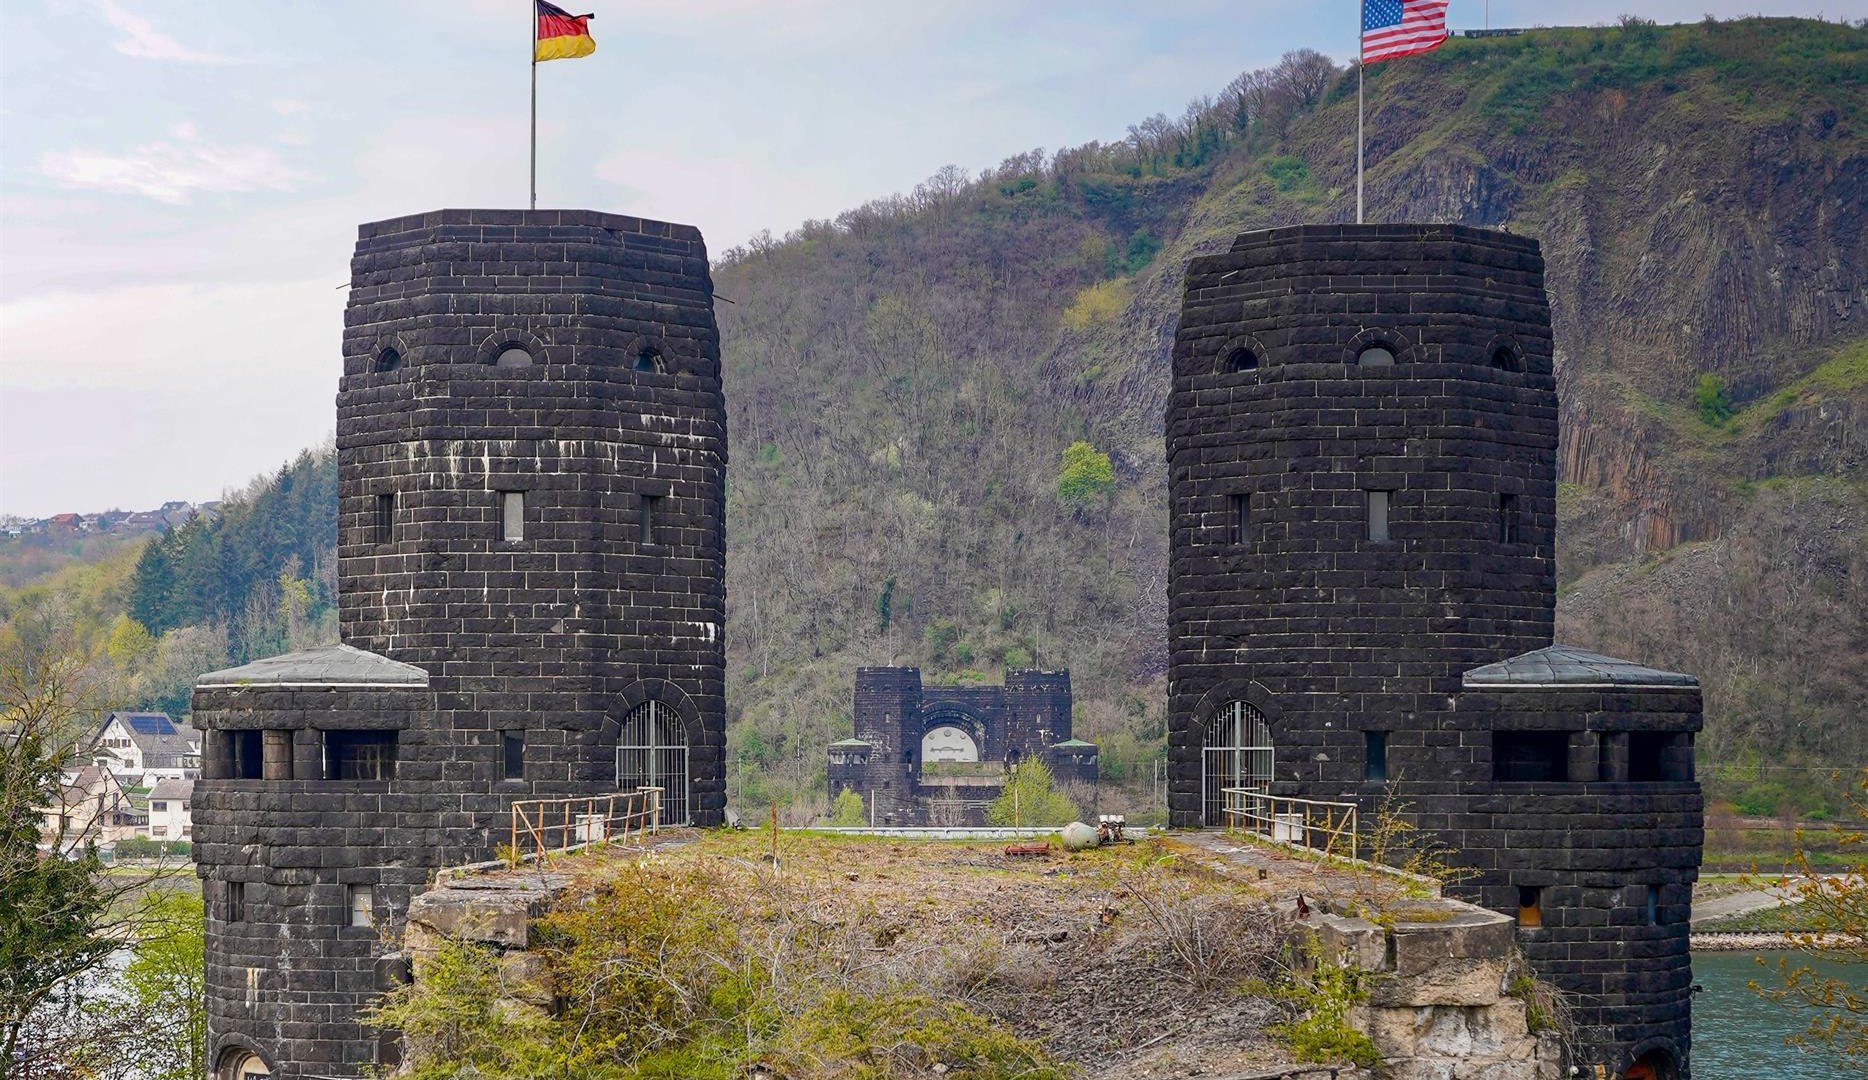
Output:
[{"xmin": 1691, "ymin": 950, "xmax": 1860, "ymax": 1078}]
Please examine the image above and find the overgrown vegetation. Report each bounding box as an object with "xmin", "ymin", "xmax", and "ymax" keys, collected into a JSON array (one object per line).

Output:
[
  {"xmin": 1261, "ymin": 949, "xmax": 1380, "ymax": 1069},
  {"xmin": 372, "ymin": 834, "xmax": 1290, "ymax": 1077}
]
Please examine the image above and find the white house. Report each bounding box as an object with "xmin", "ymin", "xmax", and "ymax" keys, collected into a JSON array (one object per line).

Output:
[
  {"xmin": 92, "ymin": 712, "xmax": 202, "ymax": 782},
  {"xmin": 41, "ymin": 766, "xmax": 145, "ymax": 851},
  {"xmin": 145, "ymin": 778, "xmax": 194, "ymax": 842}
]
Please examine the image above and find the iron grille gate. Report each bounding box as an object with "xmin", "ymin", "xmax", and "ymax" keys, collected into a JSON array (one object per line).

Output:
[
  {"xmin": 616, "ymin": 701, "xmax": 689, "ymax": 826},
  {"xmin": 1203, "ymin": 700, "xmax": 1273, "ymax": 825}
]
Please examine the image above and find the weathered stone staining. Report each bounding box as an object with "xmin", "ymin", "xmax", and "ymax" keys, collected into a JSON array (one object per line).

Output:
[
  {"xmin": 1165, "ymin": 224, "xmax": 1703, "ymax": 1078},
  {"xmin": 191, "ymin": 209, "xmax": 727, "ymax": 1078},
  {"xmin": 827, "ymin": 667, "xmax": 1096, "ymax": 825}
]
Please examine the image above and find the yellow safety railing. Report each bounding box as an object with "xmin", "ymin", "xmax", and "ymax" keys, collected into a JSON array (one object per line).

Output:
[
  {"xmin": 508, "ymin": 787, "xmax": 663, "ymax": 867},
  {"xmin": 1220, "ymin": 787, "xmax": 1358, "ymax": 860}
]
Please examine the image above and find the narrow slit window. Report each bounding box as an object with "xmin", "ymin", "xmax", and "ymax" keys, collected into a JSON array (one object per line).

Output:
[
  {"xmin": 348, "ymin": 884, "xmax": 375, "ymax": 928},
  {"xmin": 374, "ymin": 493, "xmax": 396, "ymax": 546},
  {"xmin": 500, "ymin": 491, "xmax": 524, "ymax": 543},
  {"xmin": 228, "ymin": 880, "xmax": 247, "ymax": 923},
  {"xmin": 640, "ymin": 494, "xmax": 661, "ymax": 545},
  {"xmin": 1366, "ymin": 490, "xmax": 1391, "ymax": 543},
  {"xmin": 1499, "ymin": 493, "xmax": 1521, "ymax": 544},
  {"xmin": 1229, "ymin": 493, "xmax": 1250, "ymax": 547},
  {"xmin": 502, "ymin": 730, "xmax": 525, "ymax": 781},
  {"xmin": 1518, "ymin": 886, "xmax": 1543, "ymax": 928},
  {"xmin": 1646, "ymin": 884, "xmax": 1661, "ymax": 925},
  {"xmin": 1364, "ymin": 731, "xmax": 1388, "ymax": 782},
  {"xmin": 229, "ymin": 730, "xmax": 263, "ymax": 780}
]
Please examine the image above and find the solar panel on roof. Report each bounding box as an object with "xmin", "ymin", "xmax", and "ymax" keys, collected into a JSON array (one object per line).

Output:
[{"xmin": 127, "ymin": 714, "xmax": 175, "ymax": 735}]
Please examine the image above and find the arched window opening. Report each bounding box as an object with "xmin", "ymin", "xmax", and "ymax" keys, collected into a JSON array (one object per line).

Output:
[
  {"xmin": 921, "ymin": 724, "xmax": 980, "ymax": 763},
  {"xmin": 634, "ymin": 346, "xmax": 665, "ymax": 374},
  {"xmin": 1624, "ymin": 1048, "xmax": 1678, "ymax": 1080},
  {"xmin": 1356, "ymin": 345, "xmax": 1396, "ymax": 368},
  {"xmin": 1221, "ymin": 347, "xmax": 1259, "ymax": 374},
  {"xmin": 616, "ymin": 701, "xmax": 689, "ymax": 825},
  {"xmin": 218, "ymin": 1050, "xmax": 272, "ymax": 1080},
  {"xmin": 494, "ymin": 346, "xmax": 532, "ymax": 369},
  {"xmin": 1203, "ymin": 700, "xmax": 1273, "ymax": 826},
  {"xmin": 375, "ymin": 348, "xmax": 402, "ymax": 373},
  {"xmin": 1491, "ymin": 346, "xmax": 1522, "ymax": 373}
]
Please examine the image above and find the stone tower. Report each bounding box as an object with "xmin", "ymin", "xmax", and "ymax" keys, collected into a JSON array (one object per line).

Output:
[
  {"xmin": 191, "ymin": 209, "xmax": 727, "ymax": 1078},
  {"xmin": 1166, "ymin": 224, "xmax": 1702, "ymax": 1078}
]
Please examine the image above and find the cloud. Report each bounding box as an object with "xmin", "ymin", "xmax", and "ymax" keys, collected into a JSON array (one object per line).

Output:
[
  {"xmin": 40, "ymin": 127, "xmax": 303, "ymax": 204},
  {"xmin": 0, "ymin": 275, "xmax": 342, "ymax": 515},
  {"xmin": 97, "ymin": 0, "xmax": 239, "ymax": 64}
]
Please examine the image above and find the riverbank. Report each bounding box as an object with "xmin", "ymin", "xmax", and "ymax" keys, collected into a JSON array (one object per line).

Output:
[{"xmin": 1693, "ymin": 931, "xmax": 1864, "ymax": 951}]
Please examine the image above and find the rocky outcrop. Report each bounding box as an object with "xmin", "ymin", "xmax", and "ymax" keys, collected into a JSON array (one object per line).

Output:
[{"xmin": 1305, "ymin": 903, "xmax": 1565, "ymax": 1080}]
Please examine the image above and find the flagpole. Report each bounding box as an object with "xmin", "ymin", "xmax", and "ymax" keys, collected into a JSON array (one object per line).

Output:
[
  {"xmin": 529, "ymin": 1, "xmax": 538, "ymax": 211},
  {"xmin": 1356, "ymin": 59, "xmax": 1364, "ymax": 225},
  {"xmin": 1355, "ymin": 0, "xmax": 1365, "ymax": 225}
]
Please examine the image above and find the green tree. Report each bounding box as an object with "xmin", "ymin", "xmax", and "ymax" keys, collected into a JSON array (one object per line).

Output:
[
  {"xmin": 829, "ymin": 787, "xmax": 866, "ymax": 827},
  {"xmin": 876, "ymin": 577, "xmax": 896, "ymax": 633},
  {"xmin": 104, "ymin": 614, "xmax": 156, "ymax": 673},
  {"xmin": 103, "ymin": 892, "xmax": 208, "ymax": 1080},
  {"xmin": 986, "ymin": 759, "xmax": 1080, "ymax": 828},
  {"xmin": 1696, "ymin": 372, "xmax": 1734, "ymax": 426},
  {"xmin": 1752, "ymin": 767, "xmax": 1867, "ymax": 1066},
  {"xmin": 0, "ymin": 602, "xmax": 161, "ymax": 1070},
  {"xmin": 1056, "ymin": 441, "xmax": 1115, "ymax": 510}
]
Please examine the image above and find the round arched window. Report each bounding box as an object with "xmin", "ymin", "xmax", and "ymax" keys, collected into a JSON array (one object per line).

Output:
[
  {"xmin": 1221, "ymin": 347, "xmax": 1260, "ymax": 374},
  {"xmin": 494, "ymin": 346, "xmax": 532, "ymax": 369},
  {"xmin": 218, "ymin": 1050, "xmax": 272, "ymax": 1080},
  {"xmin": 1356, "ymin": 345, "xmax": 1396, "ymax": 368},
  {"xmin": 374, "ymin": 348, "xmax": 402, "ymax": 373},
  {"xmin": 634, "ymin": 346, "xmax": 665, "ymax": 374},
  {"xmin": 1491, "ymin": 346, "xmax": 1522, "ymax": 373}
]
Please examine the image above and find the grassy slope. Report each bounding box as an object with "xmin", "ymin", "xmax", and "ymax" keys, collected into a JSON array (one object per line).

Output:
[{"xmin": 716, "ymin": 17, "xmax": 1868, "ymax": 817}]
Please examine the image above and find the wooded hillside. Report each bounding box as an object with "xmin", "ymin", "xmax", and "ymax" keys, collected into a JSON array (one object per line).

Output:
[{"xmin": 5, "ymin": 16, "xmax": 1861, "ymax": 820}]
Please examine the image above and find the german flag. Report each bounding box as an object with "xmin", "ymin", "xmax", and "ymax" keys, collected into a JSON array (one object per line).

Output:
[{"xmin": 535, "ymin": 1, "xmax": 595, "ymax": 62}]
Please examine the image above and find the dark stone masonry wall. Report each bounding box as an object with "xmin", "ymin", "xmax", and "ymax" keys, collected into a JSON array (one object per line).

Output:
[
  {"xmin": 1165, "ymin": 224, "xmax": 1702, "ymax": 1078},
  {"xmin": 193, "ymin": 209, "xmax": 726, "ymax": 1079},
  {"xmin": 1165, "ymin": 224, "xmax": 1559, "ymax": 815}
]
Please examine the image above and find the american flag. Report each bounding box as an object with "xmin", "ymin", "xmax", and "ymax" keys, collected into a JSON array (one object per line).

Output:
[{"xmin": 1362, "ymin": 0, "xmax": 1450, "ymax": 63}]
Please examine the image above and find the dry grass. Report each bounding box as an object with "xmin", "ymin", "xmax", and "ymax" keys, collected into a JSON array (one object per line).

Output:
[{"xmin": 544, "ymin": 831, "xmax": 1293, "ymax": 1078}]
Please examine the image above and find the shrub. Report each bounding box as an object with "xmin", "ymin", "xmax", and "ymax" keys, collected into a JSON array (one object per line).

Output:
[
  {"xmin": 112, "ymin": 837, "xmax": 163, "ymax": 859},
  {"xmin": 1264, "ymin": 155, "xmax": 1310, "ymax": 192},
  {"xmin": 1061, "ymin": 279, "xmax": 1129, "ymax": 332},
  {"xmin": 1695, "ymin": 373, "xmax": 1734, "ymax": 426},
  {"xmin": 829, "ymin": 787, "xmax": 866, "ymax": 827},
  {"xmin": 1267, "ymin": 952, "xmax": 1381, "ymax": 1069},
  {"xmin": 1056, "ymin": 441, "xmax": 1116, "ymax": 510},
  {"xmin": 986, "ymin": 758, "xmax": 1079, "ymax": 827}
]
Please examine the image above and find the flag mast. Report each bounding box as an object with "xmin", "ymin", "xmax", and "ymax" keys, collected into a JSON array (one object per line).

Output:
[
  {"xmin": 530, "ymin": 1, "xmax": 538, "ymax": 211},
  {"xmin": 1356, "ymin": 56, "xmax": 1365, "ymax": 224}
]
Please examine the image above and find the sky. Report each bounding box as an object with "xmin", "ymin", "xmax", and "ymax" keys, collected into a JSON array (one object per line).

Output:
[{"xmin": 1, "ymin": 0, "xmax": 1859, "ymax": 517}]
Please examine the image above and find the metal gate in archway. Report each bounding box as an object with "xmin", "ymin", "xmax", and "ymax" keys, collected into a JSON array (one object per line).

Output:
[
  {"xmin": 1203, "ymin": 700, "xmax": 1273, "ymax": 825},
  {"xmin": 616, "ymin": 701, "xmax": 689, "ymax": 826}
]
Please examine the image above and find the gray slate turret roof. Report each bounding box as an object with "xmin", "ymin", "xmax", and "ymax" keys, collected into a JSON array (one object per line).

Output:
[
  {"xmin": 195, "ymin": 643, "xmax": 430, "ymax": 688},
  {"xmin": 1462, "ymin": 644, "xmax": 1697, "ymax": 688}
]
